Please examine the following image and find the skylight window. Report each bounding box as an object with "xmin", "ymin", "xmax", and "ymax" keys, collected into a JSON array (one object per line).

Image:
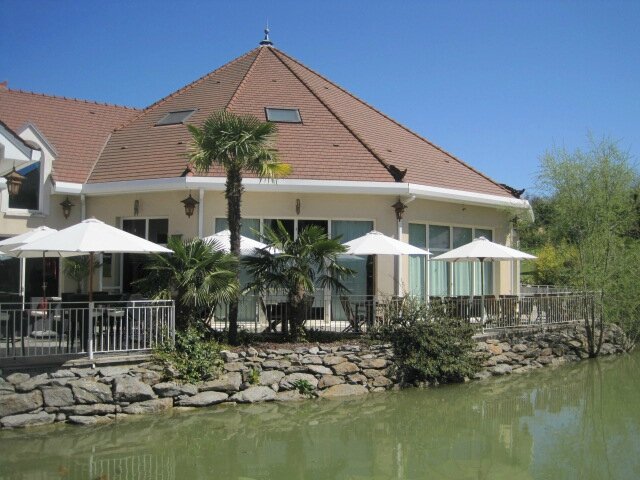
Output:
[
  {"xmin": 265, "ymin": 108, "xmax": 302, "ymax": 123},
  {"xmin": 155, "ymin": 109, "xmax": 196, "ymax": 126}
]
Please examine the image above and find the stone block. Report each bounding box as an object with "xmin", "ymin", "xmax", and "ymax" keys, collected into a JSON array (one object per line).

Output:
[
  {"xmin": 41, "ymin": 386, "xmax": 75, "ymax": 408},
  {"xmin": 280, "ymin": 373, "xmax": 318, "ymax": 391},
  {"xmin": 113, "ymin": 377, "xmax": 156, "ymax": 403},
  {"xmin": 318, "ymin": 384, "xmax": 368, "ymax": 398},
  {"xmin": 199, "ymin": 372, "xmax": 242, "ymax": 393},
  {"xmin": 153, "ymin": 382, "xmax": 198, "ymax": 397},
  {"xmin": 332, "ymin": 362, "xmax": 359, "ymax": 375},
  {"xmin": 231, "ymin": 386, "xmax": 276, "ymax": 403},
  {"xmin": 1, "ymin": 411, "xmax": 55, "ymax": 428},
  {"xmin": 177, "ymin": 391, "xmax": 228, "ymax": 407},
  {"xmin": 0, "ymin": 390, "xmax": 43, "ymax": 417},
  {"xmin": 70, "ymin": 379, "xmax": 113, "ymax": 404},
  {"xmin": 123, "ymin": 398, "xmax": 173, "ymax": 414},
  {"xmin": 318, "ymin": 375, "xmax": 344, "ymax": 389}
]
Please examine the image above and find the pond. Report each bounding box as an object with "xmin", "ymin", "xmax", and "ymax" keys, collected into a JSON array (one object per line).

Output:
[{"xmin": 1, "ymin": 350, "xmax": 639, "ymax": 479}]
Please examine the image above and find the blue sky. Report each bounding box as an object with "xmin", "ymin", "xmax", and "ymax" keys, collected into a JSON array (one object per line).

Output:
[{"xmin": 2, "ymin": 0, "xmax": 638, "ymax": 193}]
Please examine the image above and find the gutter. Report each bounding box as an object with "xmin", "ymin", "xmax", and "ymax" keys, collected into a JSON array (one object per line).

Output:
[{"xmin": 52, "ymin": 177, "xmax": 533, "ymax": 216}]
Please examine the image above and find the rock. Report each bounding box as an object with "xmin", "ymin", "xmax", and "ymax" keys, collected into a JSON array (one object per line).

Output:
[
  {"xmin": 68, "ymin": 415, "xmax": 113, "ymax": 426},
  {"xmin": 322, "ymin": 355, "xmax": 347, "ymax": 366},
  {"xmin": 113, "ymin": 377, "xmax": 156, "ymax": 403},
  {"xmin": 306, "ymin": 365, "xmax": 332, "ymax": 376},
  {"xmin": 537, "ymin": 356, "xmax": 553, "ymax": 365},
  {"xmin": 246, "ymin": 347, "xmax": 259, "ymax": 357},
  {"xmin": 231, "ymin": 386, "xmax": 276, "ymax": 403},
  {"xmin": 498, "ymin": 342, "xmax": 511, "ymax": 352},
  {"xmin": 540, "ymin": 348, "xmax": 553, "ymax": 356},
  {"xmin": 512, "ymin": 366, "xmax": 533, "ymax": 374},
  {"xmin": 70, "ymin": 368, "xmax": 97, "ymax": 378},
  {"xmin": 362, "ymin": 369, "xmax": 386, "ymax": 379},
  {"xmin": 301, "ymin": 355, "xmax": 323, "ymax": 365},
  {"xmin": 258, "ymin": 370, "xmax": 285, "ymax": 386},
  {"xmin": 275, "ymin": 349, "xmax": 294, "ymax": 355},
  {"xmin": 1, "ymin": 411, "xmax": 55, "ymax": 428},
  {"xmin": 568, "ymin": 340, "xmax": 582, "ymax": 349},
  {"xmin": 279, "ymin": 373, "xmax": 318, "ymax": 391},
  {"xmin": 70, "ymin": 379, "xmax": 113, "ymax": 404},
  {"xmin": 199, "ymin": 372, "xmax": 242, "ymax": 393},
  {"xmin": 473, "ymin": 370, "xmax": 492, "ymax": 380},
  {"xmin": 123, "ymin": 398, "xmax": 173, "ymax": 414},
  {"xmin": 487, "ymin": 344, "xmax": 503, "ymax": 355},
  {"xmin": 262, "ymin": 359, "xmax": 291, "ymax": 370},
  {"xmin": 224, "ymin": 362, "xmax": 248, "ymax": 372},
  {"xmin": 332, "ymin": 362, "xmax": 359, "ymax": 375},
  {"xmin": 55, "ymin": 413, "xmax": 66, "ymax": 422},
  {"xmin": 347, "ymin": 374, "xmax": 367, "ymax": 384},
  {"xmin": 49, "ymin": 369, "xmax": 76, "ymax": 379},
  {"xmin": 372, "ymin": 376, "xmax": 393, "ymax": 388},
  {"xmin": 41, "ymin": 386, "xmax": 75, "ymax": 408},
  {"xmin": 221, "ymin": 350, "xmax": 239, "ymax": 362},
  {"xmin": 0, "ymin": 390, "xmax": 43, "ymax": 417},
  {"xmin": 318, "ymin": 375, "xmax": 345, "ymax": 389},
  {"xmin": 285, "ymin": 366, "xmax": 308, "ymax": 374},
  {"xmin": 6, "ymin": 373, "xmax": 30, "ymax": 385},
  {"xmin": 153, "ymin": 382, "xmax": 198, "ymax": 397},
  {"xmin": 492, "ymin": 354, "xmax": 510, "ymax": 364},
  {"xmin": 60, "ymin": 404, "xmax": 116, "ymax": 416},
  {"xmin": 133, "ymin": 369, "xmax": 163, "ymax": 385},
  {"xmin": 275, "ymin": 390, "xmax": 306, "ymax": 402},
  {"xmin": 319, "ymin": 384, "xmax": 368, "ymax": 398},
  {"xmin": 99, "ymin": 366, "xmax": 132, "ymax": 377},
  {"xmin": 512, "ymin": 344, "xmax": 528, "ymax": 353},
  {"xmin": 15, "ymin": 374, "xmax": 51, "ymax": 393},
  {"xmin": 491, "ymin": 364, "xmax": 513, "ymax": 375},
  {"xmin": 359, "ymin": 358, "xmax": 387, "ymax": 369},
  {"xmin": 177, "ymin": 391, "xmax": 229, "ymax": 407},
  {"xmin": 0, "ymin": 381, "xmax": 15, "ymax": 395}
]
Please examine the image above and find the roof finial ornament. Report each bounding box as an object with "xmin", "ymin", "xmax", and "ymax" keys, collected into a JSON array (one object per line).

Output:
[{"xmin": 259, "ymin": 23, "xmax": 273, "ymax": 46}]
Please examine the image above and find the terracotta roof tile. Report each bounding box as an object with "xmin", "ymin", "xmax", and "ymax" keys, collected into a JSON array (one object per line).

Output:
[{"xmin": 0, "ymin": 89, "xmax": 138, "ymax": 183}]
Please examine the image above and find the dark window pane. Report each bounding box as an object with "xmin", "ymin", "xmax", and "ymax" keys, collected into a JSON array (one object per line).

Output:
[
  {"xmin": 148, "ymin": 219, "xmax": 168, "ymax": 244},
  {"xmin": 298, "ymin": 219, "xmax": 328, "ymax": 235},
  {"xmin": 155, "ymin": 110, "xmax": 196, "ymax": 126},
  {"xmin": 9, "ymin": 163, "xmax": 39, "ymax": 210},
  {"xmin": 122, "ymin": 219, "xmax": 146, "ymax": 238},
  {"xmin": 265, "ymin": 219, "xmax": 294, "ymax": 240}
]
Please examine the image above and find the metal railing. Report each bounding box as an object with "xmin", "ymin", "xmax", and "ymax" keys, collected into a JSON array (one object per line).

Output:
[
  {"xmin": 208, "ymin": 291, "xmax": 594, "ymax": 334},
  {"xmin": 0, "ymin": 300, "xmax": 174, "ymax": 361}
]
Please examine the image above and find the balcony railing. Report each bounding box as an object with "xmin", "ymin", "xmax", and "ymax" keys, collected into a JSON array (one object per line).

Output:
[
  {"xmin": 208, "ymin": 292, "xmax": 595, "ymax": 334},
  {"xmin": 0, "ymin": 300, "xmax": 174, "ymax": 362}
]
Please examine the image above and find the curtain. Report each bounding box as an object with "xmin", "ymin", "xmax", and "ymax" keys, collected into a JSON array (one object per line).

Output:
[
  {"xmin": 429, "ymin": 225, "xmax": 450, "ymax": 296},
  {"xmin": 474, "ymin": 229, "xmax": 493, "ymax": 295},
  {"xmin": 453, "ymin": 227, "xmax": 473, "ymax": 296},
  {"xmin": 408, "ymin": 223, "xmax": 426, "ymax": 300}
]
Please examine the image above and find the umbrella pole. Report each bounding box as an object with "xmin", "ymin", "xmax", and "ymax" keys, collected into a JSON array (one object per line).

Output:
[
  {"xmin": 89, "ymin": 252, "xmax": 94, "ymax": 302},
  {"xmin": 42, "ymin": 251, "xmax": 47, "ymax": 306},
  {"xmin": 480, "ymin": 258, "xmax": 486, "ymax": 330}
]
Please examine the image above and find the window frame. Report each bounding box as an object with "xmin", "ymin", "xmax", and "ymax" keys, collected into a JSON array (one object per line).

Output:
[
  {"xmin": 155, "ymin": 109, "xmax": 197, "ymax": 126},
  {"xmin": 264, "ymin": 107, "xmax": 303, "ymax": 124}
]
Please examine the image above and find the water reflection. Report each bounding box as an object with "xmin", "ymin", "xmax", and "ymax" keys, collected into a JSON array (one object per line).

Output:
[{"xmin": 1, "ymin": 352, "xmax": 638, "ymax": 479}]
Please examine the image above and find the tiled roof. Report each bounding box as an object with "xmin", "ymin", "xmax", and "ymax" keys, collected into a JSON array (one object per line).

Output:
[{"xmin": 0, "ymin": 89, "xmax": 138, "ymax": 183}]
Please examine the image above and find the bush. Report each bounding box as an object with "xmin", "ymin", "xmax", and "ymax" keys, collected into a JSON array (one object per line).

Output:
[
  {"xmin": 373, "ymin": 298, "xmax": 479, "ymax": 385},
  {"xmin": 154, "ymin": 326, "xmax": 224, "ymax": 383},
  {"xmin": 291, "ymin": 379, "xmax": 314, "ymax": 396}
]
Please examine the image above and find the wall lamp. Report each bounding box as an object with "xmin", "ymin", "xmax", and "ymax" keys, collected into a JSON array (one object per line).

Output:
[
  {"xmin": 181, "ymin": 193, "xmax": 199, "ymax": 218},
  {"xmin": 60, "ymin": 197, "xmax": 74, "ymax": 219}
]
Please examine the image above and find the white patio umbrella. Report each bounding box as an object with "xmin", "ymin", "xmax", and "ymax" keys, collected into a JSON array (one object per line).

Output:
[
  {"xmin": 12, "ymin": 218, "xmax": 172, "ymax": 301},
  {"xmin": 342, "ymin": 230, "xmax": 431, "ymax": 295},
  {"xmin": 433, "ymin": 236, "xmax": 536, "ymax": 321},
  {"xmin": 201, "ymin": 229, "xmax": 280, "ymax": 255},
  {"xmin": 0, "ymin": 226, "xmax": 81, "ymax": 303}
]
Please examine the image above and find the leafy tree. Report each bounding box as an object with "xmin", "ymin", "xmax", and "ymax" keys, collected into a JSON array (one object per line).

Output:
[
  {"xmin": 63, "ymin": 256, "xmax": 102, "ymax": 293},
  {"xmin": 136, "ymin": 237, "xmax": 239, "ymax": 329},
  {"xmin": 537, "ymin": 136, "xmax": 640, "ymax": 354},
  {"xmin": 188, "ymin": 111, "xmax": 291, "ymax": 344},
  {"xmin": 244, "ymin": 222, "xmax": 354, "ymax": 341}
]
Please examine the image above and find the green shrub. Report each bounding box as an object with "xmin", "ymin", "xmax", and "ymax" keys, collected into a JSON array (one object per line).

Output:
[
  {"xmin": 373, "ymin": 298, "xmax": 479, "ymax": 385},
  {"xmin": 247, "ymin": 367, "xmax": 260, "ymax": 385},
  {"xmin": 154, "ymin": 326, "xmax": 224, "ymax": 383},
  {"xmin": 291, "ymin": 379, "xmax": 314, "ymax": 396}
]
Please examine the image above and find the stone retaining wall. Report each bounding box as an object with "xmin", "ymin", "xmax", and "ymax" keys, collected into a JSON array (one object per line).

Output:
[{"xmin": 0, "ymin": 324, "xmax": 627, "ymax": 429}]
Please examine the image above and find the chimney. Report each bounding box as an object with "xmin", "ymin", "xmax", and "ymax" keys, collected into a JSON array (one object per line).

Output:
[{"xmin": 0, "ymin": 81, "xmax": 8, "ymax": 91}]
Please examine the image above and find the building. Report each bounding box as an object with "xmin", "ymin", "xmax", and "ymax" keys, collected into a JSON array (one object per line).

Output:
[{"xmin": 0, "ymin": 33, "xmax": 531, "ymax": 305}]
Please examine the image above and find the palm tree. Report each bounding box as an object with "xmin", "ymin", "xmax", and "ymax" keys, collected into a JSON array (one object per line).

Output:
[
  {"xmin": 136, "ymin": 237, "xmax": 239, "ymax": 330},
  {"xmin": 244, "ymin": 222, "xmax": 354, "ymax": 341},
  {"xmin": 63, "ymin": 256, "xmax": 102, "ymax": 294},
  {"xmin": 188, "ymin": 111, "xmax": 291, "ymax": 344}
]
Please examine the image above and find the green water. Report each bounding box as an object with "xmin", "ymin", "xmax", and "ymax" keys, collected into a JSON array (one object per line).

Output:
[{"xmin": 1, "ymin": 351, "xmax": 639, "ymax": 480}]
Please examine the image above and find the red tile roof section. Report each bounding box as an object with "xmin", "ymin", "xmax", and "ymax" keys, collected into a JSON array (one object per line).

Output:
[
  {"xmin": 85, "ymin": 45, "xmax": 513, "ymax": 198},
  {"xmin": 0, "ymin": 89, "xmax": 138, "ymax": 183}
]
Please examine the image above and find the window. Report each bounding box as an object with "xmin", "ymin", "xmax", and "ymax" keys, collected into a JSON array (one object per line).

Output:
[
  {"xmin": 8, "ymin": 162, "xmax": 40, "ymax": 210},
  {"xmin": 155, "ymin": 109, "xmax": 196, "ymax": 126},
  {"xmin": 408, "ymin": 224, "xmax": 494, "ymax": 297},
  {"xmin": 121, "ymin": 218, "xmax": 169, "ymax": 293},
  {"xmin": 265, "ymin": 108, "xmax": 302, "ymax": 123}
]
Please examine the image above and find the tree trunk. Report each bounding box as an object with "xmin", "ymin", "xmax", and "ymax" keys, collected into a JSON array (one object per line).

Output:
[{"xmin": 226, "ymin": 166, "xmax": 243, "ymax": 345}]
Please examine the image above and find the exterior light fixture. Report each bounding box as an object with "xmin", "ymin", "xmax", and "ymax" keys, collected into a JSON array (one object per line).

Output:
[
  {"xmin": 60, "ymin": 196, "xmax": 74, "ymax": 219},
  {"xmin": 181, "ymin": 193, "xmax": 199, "ymax": 218},
  {"xmin": 392, "ymin": 199, "xmax": 407, "ymax": 221},
  {"xmin": 4, "ymin": 167, "xmax": 25, "ymax": 197}
]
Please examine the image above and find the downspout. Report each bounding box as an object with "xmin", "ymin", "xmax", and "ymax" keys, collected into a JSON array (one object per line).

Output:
[{"xmin": 198, "ymin": 188, "xmax": 204, "ymax": 237}]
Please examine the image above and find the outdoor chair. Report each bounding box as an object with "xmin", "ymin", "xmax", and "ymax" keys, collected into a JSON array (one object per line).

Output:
[{"xmin": 339, "ymin": 295, "xmax": 366, "ymax": 333}]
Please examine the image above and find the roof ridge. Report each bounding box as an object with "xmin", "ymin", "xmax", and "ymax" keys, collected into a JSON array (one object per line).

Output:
[
  {"xmin": 274, "ymin": 49, "xmax": 514, "ymax": 197},
  {"xmin": 85, "ymin": 132, "xmax": 114, "ymax": 184},
  {"xmin": 268, "ymin": 48, "xmax": 395, "ymax": 182},
  {"xmin": 5, "ymin": 88, "xmax": 139, "ymax": 111},
  {"xmin": 111, "ymin": 47, "xmax": 262, "ymax": 133},
  {"xmin": 225, "ymin": 47, "xmax": 265, "ymax": 111}
]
